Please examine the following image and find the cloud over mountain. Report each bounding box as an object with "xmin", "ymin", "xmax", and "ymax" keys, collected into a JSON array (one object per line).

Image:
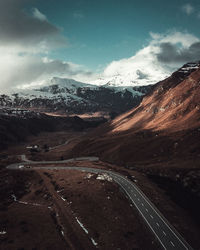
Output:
[{"xmin": 93, "ymin": 31, "xmax": 200, "ymax": 86}]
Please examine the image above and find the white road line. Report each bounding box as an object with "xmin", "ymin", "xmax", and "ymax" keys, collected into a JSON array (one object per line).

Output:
[
  {"xmin": 141, "ymin": 203, "xmax": 144, "ymax": 206},
  {"xmin": 137, "ymin": 198, "xmax": 140, "ymax": 201},
  {"xmin": 170, "ymin": 241, "xmax": 175, "ymax": 247},
  {"xmin": 124, "ymin": 180, "xmax": 190, "ymax": 250},
  {"xmin": 146, "ymin": 208, "xmax": 148, "ymax": 212},
  {"xmin": 156, "ymin": 223, "xmax": 160, "ymax": 227},
  {"xmin": 163, "ymin": 231, "xmax": 166, "ymax": 236},
  {"xmin": 150, "ymin": 215, "xmax": 153, "ymax": 219},
  {"xmin": 116, "ymin": 181, "xmax": 167, "ymax": 250}
]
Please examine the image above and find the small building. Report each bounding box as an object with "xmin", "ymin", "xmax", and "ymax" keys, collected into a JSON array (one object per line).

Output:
[{"xmin": 26, "ymin": 145, "xmax": 40, "ymax": 152}]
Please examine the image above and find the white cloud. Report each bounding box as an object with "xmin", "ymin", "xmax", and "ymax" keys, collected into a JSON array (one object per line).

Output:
[
  {"xmin": 181, "ymin": 3, "xmax": 194, "ymax": 15},
  {"xmin": 0, "ymin": 48, "xmax": 95, "ymax": 92},
  {"xmin": 150, "ymin": 31, "xmax": 199, "ymax": 47},
  {"xmin": 93, "ymin": 31, "xmax": 200, "ymax": 86},
  {"xmin": 0, "ymin": 1, "xmax": 93, "ymax": 92},
  {"xmin": 73, "ymin": 11, "xmax": 84, "ymax": 19},
  {"xmin": 32, "ymin": 8, "xmax": 48, "ymax": 22}
]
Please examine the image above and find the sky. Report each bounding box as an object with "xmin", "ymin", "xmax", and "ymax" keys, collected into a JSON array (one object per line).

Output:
[{"xmin": 1, "ymin": 0, "xmax": 200, "ymax": 91}]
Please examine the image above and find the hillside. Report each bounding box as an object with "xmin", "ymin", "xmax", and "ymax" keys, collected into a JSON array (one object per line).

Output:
[
  {"xmin": 69, "ymin": 62, "xmax": 200, "ymax": 165},
  {"xmin": 0, "ymin": 108, "xmax": 106, "ymax": 150},
  {"xmin": 66, "ymin": 62, "xmax": 200, "ymax": 233}
]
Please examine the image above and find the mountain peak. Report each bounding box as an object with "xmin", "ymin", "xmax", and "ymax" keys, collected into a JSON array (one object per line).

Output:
[{"xmin": 178, "ymin": 61, "xmax": 200, "ymax": 74}]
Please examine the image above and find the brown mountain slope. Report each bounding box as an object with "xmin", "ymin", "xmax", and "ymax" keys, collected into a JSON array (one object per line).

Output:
[
  {"xmin": 66, "ymin": 63, "xmax": 200, "ymax": 249},
  {"xmin": 111, "ymin": 66, "xmax": 200, "ymax": 133},
  {"xmin": 68, "ymin": 63, "xmax": 200, "ymax": 166}
]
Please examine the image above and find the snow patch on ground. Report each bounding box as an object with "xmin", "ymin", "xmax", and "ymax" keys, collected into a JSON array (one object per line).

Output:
[
  {"xmin": 75, "ymin": 217, "xmax": 88, "ymax": 234},
  {"xmin": 75, "ymin": 217, "xmax": 98, "ymax": 247},
  {"xmin": 85, "ymin": 173, "xmax": 93, "ymax": 179},
  {"xmin": 56, "ymin": 189, "xmax": 64, "ymax": 193},
  {"xmin": 11, "ymin": 194, "xmax": 17, "ymax": 202},
  {"xmin": 11, "ymin": 194, "xmax": 43, "ymax": 207},
  {"xmin": 61, "ymin": 196, "xmax": 66, "ymax": 201},
  {"xmin": 0, "ymin": 231, "xmax": 6, "ymax": 235},
  {"xmin": 91, "ymin": 237, "xmax": 98, "ymax": 246},
  {"xmin": 96, "ymin": 173, "xmax": 112, "ymax": 182}
]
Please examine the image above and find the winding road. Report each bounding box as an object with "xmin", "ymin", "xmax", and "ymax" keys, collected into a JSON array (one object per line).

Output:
[{"xmin": 7, "ymin": 158, "xmax": 193, "ymax": 250}]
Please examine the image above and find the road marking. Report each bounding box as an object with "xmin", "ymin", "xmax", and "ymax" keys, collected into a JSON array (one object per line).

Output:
[
  {"xmin": 156, "ymin": 223, "xmax": 159, "ymax": 227},
  {"xmin": 141, "ymin": 203, "xmax": 144, "ymax": 206},
  {"xmin": 137, "ymin": 198, "xmax": 140, "ymax": 201},
  {"xmin": 146, "ymin": 208, "xmax": 148, "ymax": 212},
  {"xmin": 163, "ymin": 231, "xmax": 166, "ymax": 236},
  {"xmin": 150, "ymin": 215, "xmax": 153, "ymax": 219},
  {"xmin": 170, "ymin": 241, "xmax": 175, "ymax": 247},
  {"xmin": 117, "ymin": 183, "xmax": 167, "ymax": 250},
  {"xmin": 126, "ymin": 180, "xmax": 190, "ymax": 250},
  {"xmin": 134, "ymin": 194, "xmax": 136, "ymax": 197}
]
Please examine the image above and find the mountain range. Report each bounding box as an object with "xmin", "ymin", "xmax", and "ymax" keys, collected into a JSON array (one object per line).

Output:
[
  {"xmin": 0, "ymin": 77, "xmax": 152, "ymax": 116},
  {"xmin": 68, "ymin": 62, "xmax": 200, "ymax": 166}
]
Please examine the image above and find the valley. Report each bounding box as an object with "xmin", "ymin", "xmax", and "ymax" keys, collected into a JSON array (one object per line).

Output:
[
  {"xmin": 2, "ymin": 1, "xmax": 200, "ymax": 249},
  {"xmin": 1, "ymin": 62, "xmax": 200, "ymax": 250},
  {"xmin": 0, "ymin": 126, "xmax": 199, "ymax": 249}
]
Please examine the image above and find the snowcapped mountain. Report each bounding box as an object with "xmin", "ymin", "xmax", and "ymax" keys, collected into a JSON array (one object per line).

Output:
[
  {"xmin": 91, "ymin": 52, "xmax": 170, "ymax": 87},
  {"xmin": 69, "ymin": 61, "xmax": 200, "ymax": 164},
  {"xmin": 0, "ymin": 77, "xmax": 152, "ymax": 115},
  {"xmin": 92, "ymin": 58, "xmax": 200, "ymax": 87},
  {"xmin": 1, "ymin": 62, "xmax": 198, "ymax": 115}
]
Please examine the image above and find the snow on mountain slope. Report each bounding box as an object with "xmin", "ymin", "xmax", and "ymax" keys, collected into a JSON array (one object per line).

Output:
[
  {"xmin": 0, "ymin": 77, "xmax": 152, "ymax": 115},
  {"xmin": 91, "ymin": 47, "xmax": 170, "ymax": 87},
  {"xmin": 68, "ymin": 62, "xmax": 200, "ymax": 165}
]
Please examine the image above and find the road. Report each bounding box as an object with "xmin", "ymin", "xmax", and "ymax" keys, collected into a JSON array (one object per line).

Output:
[
  {"xmin": 14, "ymin": 155, "xmax": 100, "ymax": 166},
  {"xmin": 49, "ymin": 140, "xmax": 69, "ymax": 151},
  {"xmin": 7, "ymin": 161, "xmax": 193, "ymax": 250}
]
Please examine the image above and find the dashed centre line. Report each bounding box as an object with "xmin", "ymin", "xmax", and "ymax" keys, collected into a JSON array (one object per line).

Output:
[{"xmin": 170, "ymin": 241, "xmax": 175, "ymax": 247}]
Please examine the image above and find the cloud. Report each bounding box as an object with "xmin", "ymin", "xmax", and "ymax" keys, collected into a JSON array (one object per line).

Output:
[
  {"xmin": 94, "ymin": 31, "xmax": 200, "ymax": 86},
  {"xmin": 73, "ymin": 11, "xmax": 84, "ymax": 19},
  {"xmin": 0, "ymin": 51, "xmax": 94, "ymax": 92},
  {"xmin": 32, "ymin": 8, "xmax": 48, "ymax": 22},
  {"xmin": 0, "ymin": 0, "xmax": 66, "ymax": 50},
  {"xmin": 0, "ymin": 0, "xmax": 93, "ymax": 92},
  {"xmin": 181, "ymin": 3, "xmax": 194, "ymax": 15},
  {"xmin": 156, "ymin": 42, "xmax": 200, "ymax": 63}
]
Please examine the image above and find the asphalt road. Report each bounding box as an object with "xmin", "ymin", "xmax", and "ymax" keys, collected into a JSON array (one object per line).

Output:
[{"xmin": 7, "ymin": 162, "xmax": 193, "ymax": 250}]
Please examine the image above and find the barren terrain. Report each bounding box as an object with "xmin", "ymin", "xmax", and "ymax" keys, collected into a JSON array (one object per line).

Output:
[
  {"xmin": 0, "ymin": 128, "xmax": 200, "ymax": 249},
  {"xmin": 0, "ymin": 165, "xmax": 159, "ymax": 250}
]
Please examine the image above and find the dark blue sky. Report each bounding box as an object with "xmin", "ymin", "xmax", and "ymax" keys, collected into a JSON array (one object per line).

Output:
[{"xmin": 31, "ymin": 0, "xmax": 200, "ymax": 70}]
